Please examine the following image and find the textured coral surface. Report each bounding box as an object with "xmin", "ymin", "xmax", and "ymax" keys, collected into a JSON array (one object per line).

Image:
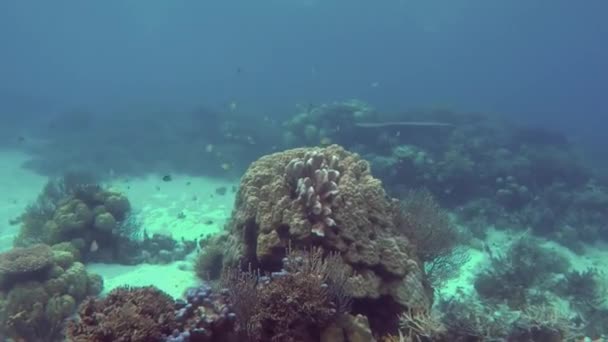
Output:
[{"xmin": 228, "ymin": 145, "xmax": 431, "ymax": 325}]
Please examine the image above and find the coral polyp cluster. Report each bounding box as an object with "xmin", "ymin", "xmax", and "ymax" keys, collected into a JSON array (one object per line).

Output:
[{"xmin": 286, "ymin": 151, "xmax": 341, "ymax": 237}]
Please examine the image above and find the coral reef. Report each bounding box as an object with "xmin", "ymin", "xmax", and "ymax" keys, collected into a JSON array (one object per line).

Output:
[
  {"xmin": 13, "ymin": 173, "xmax": 195, "ymax": 265},
  {"xmin": 0, "ymin": 244, "xmax": 54, "ymax": 291},
  {"xmin": 167, "ymin": 284, "xmax": 239, "ymax": 342},
  {"xmin": 473, "ymin": 236, "xmax": 569, "ymax": 309},
  {"xmin": 225, "ymin": 144, "xmax": 431, "ymax": 334},
  {"xmin": 107, "ymin": 232, "xmax": 197, "ymax": 265},
  {"xmin": 0, "ymin": 244, "xmax": 102, "ymax": 341},
  {"xmin": 435, "ymin": 299, "xmax": 578, "ymax": 341},
  {"xmin": 396, "ymin": 189, "xmax": 469, "ymax": 286},
  {"xmin": 194, "ymin": 244, "xmax": 226, "ymax": 281},
  {"xmin": 66, "ymin": 286, "xmax": 175, "ymax": 342},
  {"xmin": 285, "ymin": 150, "xmax": 340, "ymax": 237},
  {"xmin": 221, "ymin": 248, "xmax": 357, "ymax": 342},
  {"xmin": 14, "ymin": 174, "xmax": 134, "ymax": 262},
  {"xmin": 282, "ymin": 100, "xmax": 377, "ymax": 147}
]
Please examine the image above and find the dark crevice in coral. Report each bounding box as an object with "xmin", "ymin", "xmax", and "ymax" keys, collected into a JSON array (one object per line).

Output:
[
  {"xmin": 276, "ymin": 224, "xmax": 290, "ymax": 239},
  {"xmin": 241, "ymin": 217, "xmax": 259, "ymax": 269},
  {"xmin": 351, "ymin": 296, "xmax": 402, "ymax": 336}
]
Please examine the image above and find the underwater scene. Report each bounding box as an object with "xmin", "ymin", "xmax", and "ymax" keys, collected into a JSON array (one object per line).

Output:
[{"xmin": 1, "ymin": 1, "xmax": 607, "ymax": 342}]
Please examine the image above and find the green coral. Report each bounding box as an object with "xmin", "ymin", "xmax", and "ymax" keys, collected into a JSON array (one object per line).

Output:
[
  {"xmin": 103, "ymin": 193, "xmax": 131, "ymax": 220},
  {"xmin": 0, "ymin": 245, "xmax": 102, "ymax": 341},
  {"xmin": 53, "ymin": 199, "xmax": 93, "ymax": 233},
  {"xmin": 51, "ymin": 250, "xmax": 75, "ymax": 269},
  {"xmin": 93, "ymin": 212, "xmax": 117, "ymax": 233},
  {"xmin": 15, "ymin": 179, "xmax": 133, "ymax": 261},
  {"xmin": 45, "ymin": 294, "xmax": 76, "ymax": 327},
  {"xmin": 0, "ymin": 244, "xmax": 53, "ymax": 291}
]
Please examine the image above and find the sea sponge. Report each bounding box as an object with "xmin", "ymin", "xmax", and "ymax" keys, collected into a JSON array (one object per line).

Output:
[{"xmin": 0, "ymin": 244, "xmax": 53, "ymax": 291}]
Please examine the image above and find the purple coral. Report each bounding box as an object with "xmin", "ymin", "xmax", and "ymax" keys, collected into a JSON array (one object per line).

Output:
[{"xmin": 286, "ymin": 150, "xmax": 340, "ymax": 237}]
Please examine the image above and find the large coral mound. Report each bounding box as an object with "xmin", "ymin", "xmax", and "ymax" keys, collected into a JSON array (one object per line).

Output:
[
  {"xmin": 228, "ymin": 144, "xmax": 431, "ymax": 333},
  {"xmin": 66, "ymin": 286, "xmax": 176, "ymax": 342}
]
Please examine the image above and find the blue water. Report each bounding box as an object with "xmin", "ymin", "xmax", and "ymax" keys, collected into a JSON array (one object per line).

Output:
[{"xmin": 2, "ymin": 1, "xmax": 606, "ymax": 133}]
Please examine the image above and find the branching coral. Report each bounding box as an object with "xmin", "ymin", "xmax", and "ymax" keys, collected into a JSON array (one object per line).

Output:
[
  {"xmin": 398, "ymin": 308, "xmax": 446, "ymax": 341},
  {"xmin": 397, "ymin": 189, "xmax": 469, "ymax": 286},
  {"xmin": 221, "ymin": 248, "xmax": 349, "ymax": 341},
  {"xmin": 558, "ymin": 268, "xmax": 606, "ymax": 310},
  {"xmin": 66, "ymin": 286, "xmax": 176, "ymax": 342},
  {"xmin": 474, "ymin": 236, "xmax": 569, "ymax": 309},
  {"xmin": 286, "ymin": 150, "xmax": 340, "ymax": 237}
]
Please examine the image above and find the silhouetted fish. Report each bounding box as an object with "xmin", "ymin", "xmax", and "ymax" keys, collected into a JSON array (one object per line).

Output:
[{"xmin": 162, "ymin": 175, "xmax": 172, "ymax": 182}]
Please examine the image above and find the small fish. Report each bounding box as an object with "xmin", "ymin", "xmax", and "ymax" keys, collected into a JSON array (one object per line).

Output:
[
  {"xmin": 17, "ymin": 136, "xmax": 26, "ymax": 143},
  {"xmin": 229, "ymin": 101, "xmax": 238, "ymax": 112},
  {"xmin": 205, "ymin": 144, "xmax": 214, "ymax": 153},
  {"xmin": 221, "ymin": 163, "xmax": 232, "ymax": 171},
  {"xmin": 90, "ymin": 240, "xmax": 99, "ymax": 253},
  {"xmin": 162, "ymin": 175, "xmax": 172, "ymax": 182},
  {"xmin": 370, "ymin": 81, "xmax": 380, "ymax": 88}
]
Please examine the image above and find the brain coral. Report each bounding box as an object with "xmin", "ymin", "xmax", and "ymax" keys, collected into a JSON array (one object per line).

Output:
[{"xmin": 228, "ymin": 144, "xmax": 431, "ymax": 327}]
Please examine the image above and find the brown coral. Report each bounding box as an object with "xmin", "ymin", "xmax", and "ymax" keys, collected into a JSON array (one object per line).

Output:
[
  {"xmin": 0, "ymin": 244, "xmax": 53, "ymax": 290},
  {"xmin": 0, "ymin": 245, "xmax": 102, "ymax": 341},
  {"xmin": 66, "ymin": 286, "xmax": 176, "ymax": 342},
  {"xmin": 227, "ymin": 144, "xmax": 431, "ymax": 334},
  {"xmin": 223, "ymin": 248, "xmax": 342, "ymax": 342}
]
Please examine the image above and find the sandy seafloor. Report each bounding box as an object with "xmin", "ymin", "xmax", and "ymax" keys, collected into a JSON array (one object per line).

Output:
[
  {"xmin": 0, "ymin": 149, "xmax": 237, "ymax": 299},
  {"xmin": 2, "ymin": 148, "xmax": 608, "ymax": 304}
]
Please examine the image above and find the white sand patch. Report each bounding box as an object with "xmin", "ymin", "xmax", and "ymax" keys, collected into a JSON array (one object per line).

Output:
[
  {"xmin": 0, "ymin": 149, "xmax": 237, "ymax": 298},
  {"xmin": 87, "ymin": 259, "xmax": 199, "ymax": 299},
  {"xmin": 87, "ymin": 174, "xmax": 238, "ymax": 297},
  {"xmin": 105, "ymin": 174, "xmax": 238, "ymax": 241}
]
